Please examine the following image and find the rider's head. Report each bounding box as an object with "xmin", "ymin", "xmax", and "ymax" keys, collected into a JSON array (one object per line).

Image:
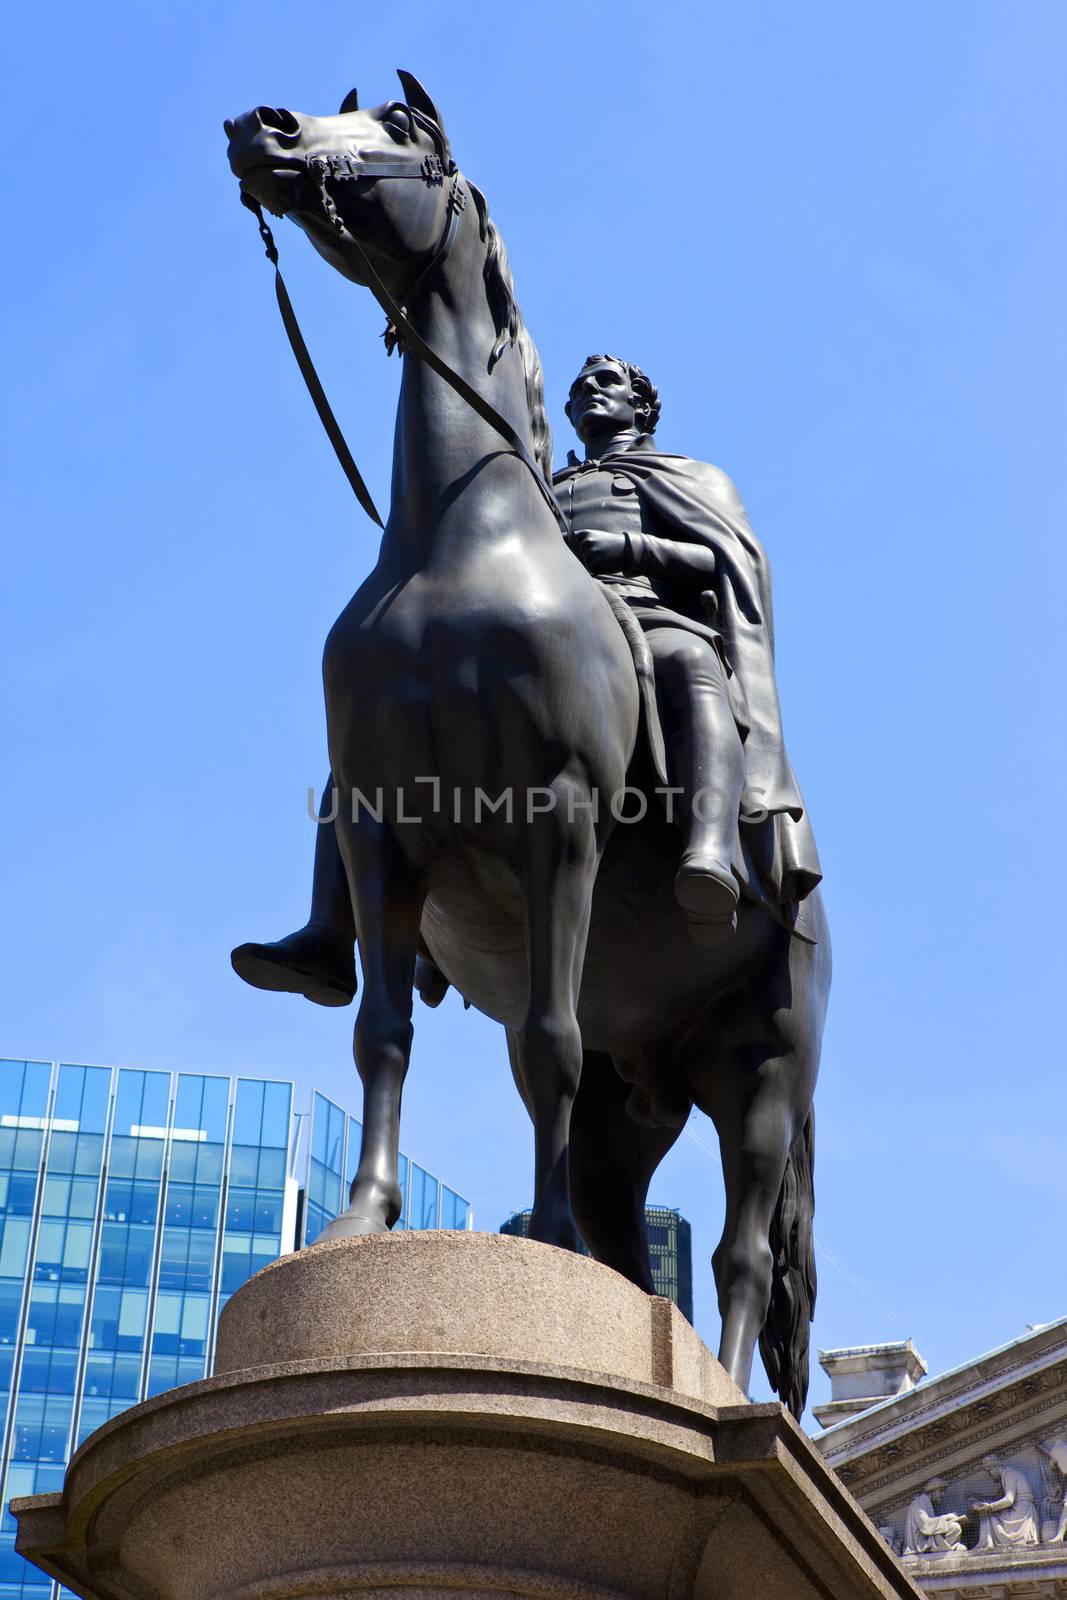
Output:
[{"xmin": 565, "ymin": 355, "xmax": 660, "ymax": 445}]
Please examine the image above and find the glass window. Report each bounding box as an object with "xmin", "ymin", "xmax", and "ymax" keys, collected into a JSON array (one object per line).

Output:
[
  {"xmin": 232, "ymin": 1079, "xmax": 264, "ymax": 1147},
  {"xmin": 12, "ymin": 1127, "xmax": 46, "ymax": 1172},
  {"xmin": 0, "ymin": 1059, "xmax": 51, "ymax": 1123},
  {"xmin": 220, "ymin": 1244, "xmax": 252, "ymax": 1294},
  {"xmin": 40, "ymin": 1175, "xmax": 70, "ymax": 1216},
  {"xmin": 310, "ymin": 1093, "xmax": 345, "ymax": 1173},
  {"xmin": 134, "ymin": 1137, "xmax": 165, "ymax": 1182},
  {"xmin": 225, "ymin": 1193, "xmax": 253, "ymax": 1232},
  {"xmin": 152, "ymin": 1293, "xmax": 181, "ymax": 1337},
  {"xmin": 408, "ymin": 1165, "xmax": 439, "ymax": 1231},
  {"xmin": 3, "ymin": 1173, "xmax": 38, "ymax": 1217},
  {"xmin": 73, "ymin": 1134, "xmax": 105, "ymax": 1176},
  {"xmin": 113, "ymin": 1068, "xmax": 169, "ymax": 1139},
  {"xmin": 227, "ymin": 1145, "xmax": 258, "ymax": 1187},
  {"xmin": 0, "ymin": 1220, "xmax": 31, "ymax": 1279},
  {"xmin": 129, "ymin": 1183, "xmax": 160, "ymax": 1226},
  {"xmin": 255, "ymin": 1148, "xmax": 285, "ymax": 1189},
  {"xmin": 43, "ymin": 1130, "xmax": 73, "ymax": 1177},
  {"xmin": 440, "ymin": 1187, "xmax": 471, "ymax": 1230},
  {"xmin": 180, "ymin": 1297, "xmax": 208, "ymax": 1343},
  {"xmin": 173, "ymin": 1074, "xmax": 229, "ymax": 1144},
  {"xmin": 0, "ymin": 1280, "xmax": 23, "ymax": 1341},
  {"xmin": 118, "ymin": 1290, "xmax": 148, "ymax": 1339},
  {"xmin": 61, "ymin": 1223, "xmax": 92, "ymax": 1272},
  {"xmin": 344, "ymin": 1117, "xmax": 363, "ymax": 1188},
  {"xmin": 261, "ymin": 1081, "xmax": 292, "ymax": 1148},
  {"xmin": 54, "ymin": 1064, "xmax": 111, "ymax": 1134},
  {"xmin": 68, "ymin": 1176, "xmax": 99, "ymax": 1218},
  {"xmin": 34, "ymin": 1220, "xmax": 64, "ymax": 1271},
  {"xmin": 191, "ymin": 1185, "xmax": 220, "ymax": 1229}
]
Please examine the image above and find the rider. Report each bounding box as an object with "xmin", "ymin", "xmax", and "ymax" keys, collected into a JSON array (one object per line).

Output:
[{"xmin": 231, "ymin": 355, "xmax": 821, "ymax": 1004}]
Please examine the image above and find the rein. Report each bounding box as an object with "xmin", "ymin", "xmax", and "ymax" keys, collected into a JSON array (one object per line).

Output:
[{"xmin": 240, "ymin": 136, "xmax": 567, "ymax": 536}]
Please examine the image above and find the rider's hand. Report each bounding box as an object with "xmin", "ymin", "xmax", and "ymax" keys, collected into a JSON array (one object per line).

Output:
[{"xmin": 567, "ymin": 528, "xmax": 629, "ymax": 575}]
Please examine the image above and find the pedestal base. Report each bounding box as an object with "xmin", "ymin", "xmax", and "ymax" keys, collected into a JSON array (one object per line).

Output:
[{"xmin": 13, "ymin": 1232, "xmax": 920, "ymax": 1600}]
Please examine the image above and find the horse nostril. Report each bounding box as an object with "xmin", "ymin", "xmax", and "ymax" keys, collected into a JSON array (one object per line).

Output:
[
  {"xmin": 257, "ymin": 105, "xmax": 300, "ymax": 137},
  {"xmin": 223, "ymin": 118, "xmax": 235, "ymax": 141}
]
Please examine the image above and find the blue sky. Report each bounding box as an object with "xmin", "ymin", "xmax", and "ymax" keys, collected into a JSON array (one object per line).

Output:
[{"xmin": 2, "ymin": 1, "xmax": 1064, "ymax": 1418}]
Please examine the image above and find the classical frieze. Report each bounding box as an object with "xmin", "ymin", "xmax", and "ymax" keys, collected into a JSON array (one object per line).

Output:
[{"xmin": 815, "ymin": 1320, "xmax": 1067, "ymax": 1597}]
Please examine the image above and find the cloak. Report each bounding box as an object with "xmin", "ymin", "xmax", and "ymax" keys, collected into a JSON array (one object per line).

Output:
[{"xmin": 554, "ymin": 434, "xmax": 822, "ymax": 924}]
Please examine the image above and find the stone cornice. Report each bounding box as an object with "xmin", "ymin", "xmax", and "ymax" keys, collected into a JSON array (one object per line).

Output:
[
  {"xmin": 818, "ymin": 1322, "xmax": 1067, "ymax": 1481},
  {"xmin": 900, "ymin": 1545, "xmax": 1067, "ymax": 1598},
  {"xmin": 834, "ymin": 1382, "xmax": 1067, "ymax": 1505}
]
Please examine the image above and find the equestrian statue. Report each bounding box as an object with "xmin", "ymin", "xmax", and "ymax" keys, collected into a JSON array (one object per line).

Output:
[{"xmin": 225, "ymin": 73, "xmax": 830, "ymax": 1416}]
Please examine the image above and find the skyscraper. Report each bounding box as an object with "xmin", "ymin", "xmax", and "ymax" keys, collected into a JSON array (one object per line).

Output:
[
  {"xmin": 499, "ymin": 1205, "xmax": 694, "ymax": 1321},
  {"xmin": 0, "ymin": 1059, "xmax": 471, "ymax": 1600}
]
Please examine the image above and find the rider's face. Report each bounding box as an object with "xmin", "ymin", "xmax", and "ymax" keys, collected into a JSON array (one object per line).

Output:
[{"xmin": 566, "ymin": 361, "xmax": 638, "ymax": 443}]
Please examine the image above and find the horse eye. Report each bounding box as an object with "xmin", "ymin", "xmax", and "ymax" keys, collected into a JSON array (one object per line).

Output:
[{"xmin": 384, "ymin": 105, "xmax": 413, "ymax": 138}]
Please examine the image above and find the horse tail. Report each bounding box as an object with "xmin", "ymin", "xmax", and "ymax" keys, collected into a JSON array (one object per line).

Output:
[{"xmin": 758, "ymin": 1109, "xmax": 816, "ymax": 1420}]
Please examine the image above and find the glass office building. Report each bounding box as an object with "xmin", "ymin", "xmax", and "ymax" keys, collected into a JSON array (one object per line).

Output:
[
  {"xmin": 500, "ymin": 1204, "xmax": 694, "ymax": 1321},
  {"xmin": 0, "ymin": 1059, "xmax": 471, "ymax": 1600}
]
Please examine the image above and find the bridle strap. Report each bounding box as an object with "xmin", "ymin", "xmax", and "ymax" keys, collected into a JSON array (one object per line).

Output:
[
  {"xmin": 241, "ymin": 158, "xmax": 568, "ymax": 537},
  {"xmin": 381, "ymin": 178, "xmax": 463, "ymax": 355},
  {"xmin": 243, "ymin": 192, "xmax": 385, "ymax": 527},
  {"xmin": 333, "ymin": 193, "xmax": 569, "ymax": 534}
]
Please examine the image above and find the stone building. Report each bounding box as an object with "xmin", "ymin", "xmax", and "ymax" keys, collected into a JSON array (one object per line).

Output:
[{"xmin": 814, "ymin": 1318, "xmax": 1067, "ymax": 1599}]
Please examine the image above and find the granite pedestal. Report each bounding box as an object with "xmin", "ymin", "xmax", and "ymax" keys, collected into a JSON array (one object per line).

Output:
[{"xmin": 12, "ymin": 1231, "xmax": 921, "ymax": 1600}]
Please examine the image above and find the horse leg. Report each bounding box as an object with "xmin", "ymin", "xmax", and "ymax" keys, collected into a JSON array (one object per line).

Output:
[
  {"xmin": 701, "ymin": 1040, "xmax": 815, "ymax": 1396},
  {"xmin": 570, "ymin": 1050, "xmax": 683, "ymax": 1293},
  {"xmin": 510, "ymin": 793, "xmax": 598, "ymax": 1252},
  {"xmin": 320, "ymin": 814, "xmax": 422, "ymax": 1239}
]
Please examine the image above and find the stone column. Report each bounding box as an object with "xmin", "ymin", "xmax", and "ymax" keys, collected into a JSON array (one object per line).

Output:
[{"xmin": 13, "ymin": 1231, "xmax": 921, "ymax": 1599}]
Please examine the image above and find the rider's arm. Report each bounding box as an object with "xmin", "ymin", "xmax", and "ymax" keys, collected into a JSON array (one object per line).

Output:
[{"xmin": 625, "ymin": 533, "xmax": 717, "ymax": 584}]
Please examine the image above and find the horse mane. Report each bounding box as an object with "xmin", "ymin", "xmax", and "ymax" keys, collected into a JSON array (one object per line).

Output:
[{"xmin": 467, "ymin": 182, "xmax": 553, "ymax": 483}]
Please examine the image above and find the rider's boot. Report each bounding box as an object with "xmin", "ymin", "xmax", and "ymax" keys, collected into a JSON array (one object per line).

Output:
[
  {"xmin": 231, "ymin": 921, "xmax": 358, "ymax": 1006},
  {"xmin": 230, "ymin": 776, "xmax": 454, "ymax": 1005},
  {"xmin": 231, "ymin": 778, "xmax": 358, "ymax": 1006},
  {"xmin": 659, "ymin": 650, "xmax": 746, "ymax": 945}
]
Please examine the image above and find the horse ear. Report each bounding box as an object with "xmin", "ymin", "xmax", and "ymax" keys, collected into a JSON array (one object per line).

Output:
[
  {"xmin": 338, "ymin": 87, "xmax": 360, "ymax": 115},
  {"xmin": 396, "ymin": 69, "xmax": 445, "ymax": 136}
]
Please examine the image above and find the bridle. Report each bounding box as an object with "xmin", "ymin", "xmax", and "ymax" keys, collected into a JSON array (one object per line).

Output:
[{"xmin": 239, "ymin": 108, "xmax": 567, "ymax": 534}]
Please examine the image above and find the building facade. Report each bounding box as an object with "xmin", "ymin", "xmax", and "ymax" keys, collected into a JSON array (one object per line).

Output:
[
  {"xmin": 0, "ymin": 1058, "xmax": 472, "ymax": 1600},
  {"xmin": 814, "ymin": 1321, "xmax": 1067, "ymax": 1599},
  {"xmin": 499, "ymin": 1205, "xmax": 694, "ymax": 1321}
]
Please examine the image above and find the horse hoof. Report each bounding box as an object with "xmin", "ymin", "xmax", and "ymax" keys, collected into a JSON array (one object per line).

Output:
[
  {"xmin": 527, "ymin": 1209, "xmax": 584, "ymax": 1254},
  {"xmin": 315, "ymin": 1207, "xmax": 392, "ymax": 1242}
]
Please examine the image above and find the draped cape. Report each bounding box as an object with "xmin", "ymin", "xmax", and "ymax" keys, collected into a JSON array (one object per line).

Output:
[{"xmin": 554, "ymin": 435, "xmax": 822, "ymax": 928}]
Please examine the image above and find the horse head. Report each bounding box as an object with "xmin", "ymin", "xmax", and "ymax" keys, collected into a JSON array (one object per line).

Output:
[{"xmin": 225, "ymin": 72, "xmax": 456, "ymax": 293}]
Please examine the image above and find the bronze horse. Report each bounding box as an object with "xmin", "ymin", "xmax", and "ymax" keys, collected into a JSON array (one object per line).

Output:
[{"xmin": 226, "ymin": 75, "xmax": 830, "ymax": 1415}]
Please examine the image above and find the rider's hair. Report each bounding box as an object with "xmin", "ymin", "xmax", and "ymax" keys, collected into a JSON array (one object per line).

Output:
[{"xmin": 578, "ymin": 354, "xmax": 661, "ymax": 435}]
